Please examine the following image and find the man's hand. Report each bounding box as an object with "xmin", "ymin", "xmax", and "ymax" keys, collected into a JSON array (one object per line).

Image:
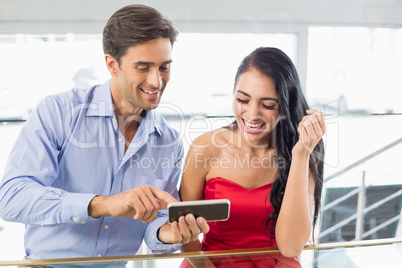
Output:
[
  {"xmin": 157, "ymin": 214, "xmax": 210, "ymax": 244},
  {"xmin": 88, "ymin": 185, "xmax": 176, "ymax": 223}
]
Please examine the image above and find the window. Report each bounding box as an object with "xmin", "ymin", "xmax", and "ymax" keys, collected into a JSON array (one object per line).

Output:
[
  {"xmin": 0, "ymin": 32, "xmax": 297, "ymax": 120},
  {"xmin": 0, "ymin": 34, "xmax": 106, "ymax": 120},
  {"xmin": 307, "ymin": 27, "xmax": 402, "ymax": 114}
]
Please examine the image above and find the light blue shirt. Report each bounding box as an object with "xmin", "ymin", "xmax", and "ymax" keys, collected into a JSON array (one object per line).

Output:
[{"xmin": 0, "ymin": 80, "xmax": 183, "ymax": 260}]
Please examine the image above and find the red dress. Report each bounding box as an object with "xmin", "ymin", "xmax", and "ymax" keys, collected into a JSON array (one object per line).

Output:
[{"xmin": 180, "ymin": 177, "xmax": 301, "ymax": 267}]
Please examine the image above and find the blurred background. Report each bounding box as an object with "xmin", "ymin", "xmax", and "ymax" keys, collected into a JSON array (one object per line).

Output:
[{"xmin": 0, "ymin": 0, "xmax": 402, "ymax": 266}]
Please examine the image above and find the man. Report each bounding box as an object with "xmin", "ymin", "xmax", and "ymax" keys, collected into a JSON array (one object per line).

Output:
[{"xmin": 0, "ymin": 4, "xmax": 208, "ymax": 259}]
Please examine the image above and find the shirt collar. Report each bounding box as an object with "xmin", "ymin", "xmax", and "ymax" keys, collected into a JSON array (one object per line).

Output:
[
  {"xmin": 86, "ymin": 79, "xmax": 162, "ymax": 136},
  {"xmin": 143, "ymin": 109, "xmax": 163, "ymax": 136},
  {"xmin": 85, "ymin": 79, "xmax": 113, "ymax": 117}
]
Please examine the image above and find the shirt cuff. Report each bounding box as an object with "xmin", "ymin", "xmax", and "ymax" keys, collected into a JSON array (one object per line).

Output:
[
  {"xmin": 144, "ymin": 213, "xmax": 182, "ymax": 253},
  {"xmin": 61, "ymin": 192, "xmax": 97, "ymax": 224}
]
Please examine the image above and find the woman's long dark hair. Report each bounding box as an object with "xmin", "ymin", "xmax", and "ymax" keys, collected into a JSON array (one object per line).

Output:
[{"xmin": 233, "ymin": 47, "xmax": 325, "ymax": 241}]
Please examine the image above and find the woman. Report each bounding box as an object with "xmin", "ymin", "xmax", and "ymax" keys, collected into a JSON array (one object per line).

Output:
[{"xmin": 179, "ymin": 47, "xmax": 326, "ymax": 267}]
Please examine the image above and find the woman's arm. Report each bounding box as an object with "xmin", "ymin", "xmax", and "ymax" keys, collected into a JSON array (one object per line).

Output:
[
  {"xmin": 275, "ymin": 110, "xmax": 325, "ymax": 257},
  {"xmin": 179, "ymin": 133, "xmax": 212, "ymax": 202},
  {"xmin": 178, "ymin": 134, "xmax": 218, "ymax": 267},
  {"xmin": 275, "ymin": 153, "xmax": 315, "ymax": 257},
  {"xmin": 179, "ymin": 134, "xmax": 211, "ymax": 252}
]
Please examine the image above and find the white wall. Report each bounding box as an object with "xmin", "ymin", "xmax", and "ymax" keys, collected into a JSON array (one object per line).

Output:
[
  {"xmin": 1, "ymin": 0, "xmax": 400, "ymax": 92},
  {"xmin": 1, "ymin": 0, "xmax": 401, "ymax": 33}
]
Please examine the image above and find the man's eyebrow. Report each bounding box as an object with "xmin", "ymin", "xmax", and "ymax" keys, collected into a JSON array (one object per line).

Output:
[
  {"xmin": 237, "ymin": 90, "xmax": 279, "ymax": 102},
  {"xmin": 134, "ymin": 60, "xmax": 173, "ymax": 66}
]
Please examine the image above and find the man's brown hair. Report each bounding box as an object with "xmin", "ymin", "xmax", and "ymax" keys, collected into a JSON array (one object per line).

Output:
[{"xmin": 103, "ymin": 4, "xmax": 178, "ymax": 65}]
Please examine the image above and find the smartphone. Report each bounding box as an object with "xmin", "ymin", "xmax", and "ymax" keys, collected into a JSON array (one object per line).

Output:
[{"xmin": 167, "ymin": 199, "xmax": 230, "ymax": 223}]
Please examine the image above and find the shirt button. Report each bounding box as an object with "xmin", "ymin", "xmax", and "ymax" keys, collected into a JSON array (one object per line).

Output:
[
  {"xmin": 72, "ymin": 217, "xmax": 79, "ymax": 222},
  {"xmin": 98, "ymin": 254, "xmax": 103, "ymax": 257},
  {"xmin": 118, "ymin": 138, "xmax": 123, "ymax": 142},
  {"xmin": 104, "ymin": 225, "xmax": 109, "ymax": 230}
]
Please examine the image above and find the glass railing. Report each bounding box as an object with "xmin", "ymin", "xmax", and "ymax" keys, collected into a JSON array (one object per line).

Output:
[
  {"xmin": 0, "ymin": 238, "xmax": 401, "ymax": 267},
  {"xmin": 1, "ymin": 115, "xmax": 402, "ymax": 267}
]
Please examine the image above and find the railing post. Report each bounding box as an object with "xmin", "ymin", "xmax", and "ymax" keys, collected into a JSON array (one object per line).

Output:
[{"xmin": 355, "ymin": 170, "xmax": 366, "ymax": 240}]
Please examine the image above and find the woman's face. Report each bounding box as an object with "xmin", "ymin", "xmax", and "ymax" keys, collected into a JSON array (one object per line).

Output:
[{"xmin": 232, "ymin": 68, "xmax": 280, "ymax": 146}]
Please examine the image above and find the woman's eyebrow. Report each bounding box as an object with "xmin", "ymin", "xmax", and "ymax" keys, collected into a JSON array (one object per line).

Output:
[
  {"xmin": 237, "ymin": 90, "xmax": 279, "ymax": 102},
  {"xmin": 261, "ymin": 97, "xmax": 279, "ymax": 102},
  {"xmin": 237, "ymin": 90, "xmax": 251, "ymax": 97}
]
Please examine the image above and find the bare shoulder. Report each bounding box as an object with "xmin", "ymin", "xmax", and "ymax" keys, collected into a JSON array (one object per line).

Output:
[{"xmin": 189, "ymin": 127, "xmax": 232, "ymax": 156}]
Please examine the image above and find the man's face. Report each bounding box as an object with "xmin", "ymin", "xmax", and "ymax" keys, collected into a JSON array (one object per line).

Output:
[{"xmin": 110, "ymin": 38, "xmax": 172, "ymax": 112}]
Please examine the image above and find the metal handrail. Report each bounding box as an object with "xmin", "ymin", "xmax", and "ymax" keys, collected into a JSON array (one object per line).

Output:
[
  {"xmin": 361, "ymin": 214, "xmax": 401, "ymax": 239},
  {"xmin": 0, "ymin": 238, "xmax": 401, "ymax": 266},
  {"xmin": 322, "ymin": 166, "xmax": 402, "ymax": 213},
  {"xmin": 320, "ymin": 136, "xmax": 402, "ymax": 242},
  {"xmin": 319, "ymin": 189, "xmax": 402, "ymax": 239},
  {"xmin": 324, "ymin": 136, "xmax": 402, "ymax": 183}
]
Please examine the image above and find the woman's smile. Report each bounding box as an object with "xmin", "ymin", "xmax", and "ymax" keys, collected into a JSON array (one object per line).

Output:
[{"xmin": 242, "ymin": 118, "xmax": 267, "ymax": 134}]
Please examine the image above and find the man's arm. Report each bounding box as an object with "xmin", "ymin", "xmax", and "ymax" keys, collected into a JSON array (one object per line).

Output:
[{"xmin": 0, "ymin": 96, "xmax": 96, "ymax": 226}]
